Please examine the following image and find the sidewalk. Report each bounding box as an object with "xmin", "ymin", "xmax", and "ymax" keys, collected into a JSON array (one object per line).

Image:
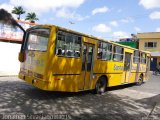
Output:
[{"xmin": 0, "ymin": 71, "xmax": 18, "ymax": 77}]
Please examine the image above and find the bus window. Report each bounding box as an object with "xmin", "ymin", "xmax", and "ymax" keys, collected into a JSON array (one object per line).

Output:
[
  {"xmin": 113, "ymin": 46, "xmax": 123, "ymax": 61},
  {"xmin": 56, "ymin": 32, "xmax": 65, "ymax": 56},
  {"xmin": 124, "ymin": 53, "xmax": 131, "ymax": 71},
  {"xmin": 82, "ymin": 45, "xmax": 87, "ymax": 71},
  {"xmin": 56, "ymin": 31, "xmax": 81, "ymax": 57},
  {"xmin": 141, "ymin": 53, "xmax": 146, "ymax": 64},
  {"xmin": 97, "ymin": 42, "xmax": 112, "ymax": 60},
  {"xmin": 66, "ymin": 35, "xmax": 74, "ymax": 57},
  {"xmin": 87, "ymin": 46, "xmax": 93, "ymax": 71},
  {"xmin": 97, "ymin": 42, "xmax": 102, "ymax": 59},
  {"xmin": 74, "ymin": 36, "xmax": 81, "ymax": 58},
  {"xmin": 133, "ymin": 50, "xmax": 140, "ymax": 63},
  {"xmin": 27, "ymin": 29, "xmax": 50, "ymax": 52}
]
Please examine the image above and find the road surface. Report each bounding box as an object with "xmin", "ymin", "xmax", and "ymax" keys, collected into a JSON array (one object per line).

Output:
[{"xmin": 0, "ymin": 73, "xmax": 159, "ymax": 120}]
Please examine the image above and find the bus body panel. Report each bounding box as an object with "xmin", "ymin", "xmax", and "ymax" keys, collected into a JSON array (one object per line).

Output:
[
  {"xmin": 19, "ymin": 74, "xmax": 50, "ymax": 90},
  {"xmin": 52, "ymin": 57, "xmax": 82, "ymax": 75},
  {"xmin": 18, "ymin": 24, "xmax": 151, "ymax": 92},
  {"xmin": 108, "ymin": 73, "xmax": 123, "ymax": 87}
]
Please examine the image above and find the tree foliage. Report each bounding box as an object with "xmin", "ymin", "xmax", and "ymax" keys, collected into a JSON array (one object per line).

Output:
[
  {"xmin": 12, "ymin": 6, "xmax": 25, "ymax": 20},
  {"xmin": 25, "ymin": 12, "xmax": 39, "ymax": 23},
  {"xmin": 0, "ymin": 8, "xmax": 25, "ymax": 32}
]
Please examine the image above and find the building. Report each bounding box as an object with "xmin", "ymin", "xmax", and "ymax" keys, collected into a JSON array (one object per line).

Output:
[
  {"xmin": 0, "ymin": 20, "xmax": 37, "ymax": 43},
  {"xmin": 117, "ymin": 38, "xmax": 138, "ymax": 49},
  {"xmin": 137, "ymin": 32, "xmax": 160, "ymax": 71},
  {"xmin": 0, "ymin": 20, "xmax": 37, "ymax": 76}
]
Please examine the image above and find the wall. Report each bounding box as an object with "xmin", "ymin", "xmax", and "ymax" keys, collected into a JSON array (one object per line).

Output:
[
  {"xmin": 0, "ymin": 42, "xmax": 21, "ymax": 76},
  {"xmin": 138, "ymin": 38, "xmax": 160, "ymax": 52},
  {"xmin": 137, "ymin": 32, "xmax": 160, "ymax": 52},
  {"xmin": 137, "ymin": 32, "xmax": 160, "ymax": 71}
]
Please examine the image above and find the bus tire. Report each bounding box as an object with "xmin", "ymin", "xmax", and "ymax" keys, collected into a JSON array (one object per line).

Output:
[
  {"xmin": 95, "ymin": 77, "xmax": 106, "ymax": 94},
  {"xmin": 137, "ymin": 75, "xmax": 143, "ymax": 86}
]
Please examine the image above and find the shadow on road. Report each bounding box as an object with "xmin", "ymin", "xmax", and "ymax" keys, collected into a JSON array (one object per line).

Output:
[
  {"xmin": 0, "ymin": 79, "xmax": 151, "ymax": 120},
  {"xmin": 135, "ymin": 94, "xmax": 160, "ymax": 119},
  {"xmin": 107, "ymin": 83, "xmax": 135, "ymax": 91},
  {"xmin": 136, "ymin": 94, "xmax": 160, "ymax": 106}
]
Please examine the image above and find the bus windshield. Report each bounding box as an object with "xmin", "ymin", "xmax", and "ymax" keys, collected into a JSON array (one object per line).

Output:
[{"xmin": 27, "ymin": 28, "xmax": 50, "ymax": 52}]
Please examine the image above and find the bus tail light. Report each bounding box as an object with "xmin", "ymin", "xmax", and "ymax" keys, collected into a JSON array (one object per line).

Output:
[{"xmin": 32, "ymin": 79, "xmax": 38, "ymax": 84}]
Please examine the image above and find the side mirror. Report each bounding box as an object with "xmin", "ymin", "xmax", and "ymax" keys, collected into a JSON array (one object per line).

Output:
[{"xmin": 18, "ymin": 52, "xmax": 26, "ymax": 62}]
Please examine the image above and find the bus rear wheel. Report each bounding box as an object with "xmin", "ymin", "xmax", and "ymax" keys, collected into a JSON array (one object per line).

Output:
[
  {"xmin": 95, "ymin": 77, "xmax": 106, "ymax": 94},
  {"xmin": 137, "ymin": 75, "xmax": 143, "ymax": 86}
]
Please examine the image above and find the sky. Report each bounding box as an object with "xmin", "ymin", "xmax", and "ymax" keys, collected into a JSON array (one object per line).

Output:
[{"xmin": 0, "ymin": 0, "xmax": 160, "ymax": 41}]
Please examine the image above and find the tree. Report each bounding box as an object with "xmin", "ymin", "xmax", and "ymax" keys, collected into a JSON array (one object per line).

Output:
[
  {"xmin": 12, "ymin": 6, "xmax": 25, "ymax": 20},
  {"xmin": 0, "ymin": 8, "xmax": 26, "ymax": 56},
  {"xmin": 25, "ymin": 12, "xmax": 39, "ymax": 23},
  {"xmin": 0, "ymin": 8, "xmax": 25, "ymax": 32}
]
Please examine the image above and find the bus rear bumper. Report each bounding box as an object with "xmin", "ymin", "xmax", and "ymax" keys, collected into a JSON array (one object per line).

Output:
[
  {"xmin": 18, "ymin": 73, "xmax": 78, "ymax": 92},
  {"xmin": 18, "ymin": 73, "xmax": 51, "ymax": 91}
]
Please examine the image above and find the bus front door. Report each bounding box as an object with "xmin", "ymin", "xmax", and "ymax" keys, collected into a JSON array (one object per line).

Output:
[
  {"xmin": 79, "ymin": 43, "xmax": 94, "ymax": 90},
  {"xmin": 123, "ymin": 52, "xmax": 132, "ymax": 83}
]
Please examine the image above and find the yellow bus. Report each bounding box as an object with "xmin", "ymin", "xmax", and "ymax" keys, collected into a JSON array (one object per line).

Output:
[{"xmin": 18, "ymin": 24, "xmax": 150, "ymax": 94}]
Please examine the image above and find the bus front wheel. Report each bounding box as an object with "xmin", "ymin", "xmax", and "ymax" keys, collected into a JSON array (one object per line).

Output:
[{"xmin": 95, "ymin": 77, "xmax": 106, "ymax": 94}]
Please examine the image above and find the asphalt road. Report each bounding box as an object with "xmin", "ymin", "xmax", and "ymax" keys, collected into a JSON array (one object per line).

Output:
[{"xmin": 0, "ymin": 73, "xmax": 159, "ymax": 120}]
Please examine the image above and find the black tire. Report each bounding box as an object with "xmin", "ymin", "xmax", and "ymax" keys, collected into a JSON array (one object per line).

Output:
[
  {"xmin": 95, "ymin": 77, "xmax": 106, "ymax": 94},
  {"xmin": 137, "ymin": 75, "xmax": 143, "ymax": 86}
]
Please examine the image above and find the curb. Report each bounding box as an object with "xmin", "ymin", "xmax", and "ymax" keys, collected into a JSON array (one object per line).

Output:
[{"xmin": 0, "ymin": 75, "xmax": 18, "ymax": 77}]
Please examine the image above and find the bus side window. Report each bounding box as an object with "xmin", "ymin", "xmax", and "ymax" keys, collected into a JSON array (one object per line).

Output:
[
  {"xmin": 102, "ymin": 42, "xmax": 112, "ymax": 60},
  {"xmin": 133, "ymin": 50, "xmax": 140, "ymax": 63},
  {"xmin": 65, "ymin": 34, "xmax": 81, "ymax": 57},
  {"xmin": 113, "ymin": 46, "xmax": 123, "ymax": 61},
  {"xmin": 97, "ymin": 41, "xmax": 112, "ymax": 60},
  {"xmin": 87, "ymin": 47, "xmax": 93, "ymax": 71},
  {"xmin": 97, "ymin": 42, "xmax": 102, "ymax": 59},
  {"xmin": 56, "ymin": 31, "xmax": 81, "ymax": 58},
  {"xmin": 65, "ymin": 35, "xmax": 74, "ymax": 57},
  {"xmin": 74, "ymin": 36, "xmax": 81, "ymax": 58},
  {"xmin": 141, "ymin": 52, "xmax": 146, "ymax": 64},
  {"xmin": 56, "ymin": 32, "xmax": 65, "ymax": 56},
  {"xmin": 82, "ymin": 45, "xmax": 87, "ymax": 71}
]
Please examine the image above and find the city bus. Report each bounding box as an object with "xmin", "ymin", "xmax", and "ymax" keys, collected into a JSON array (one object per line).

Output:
[{"xmin": 18, "ymin": 24, "xmax": 150, "ymax": 94}]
